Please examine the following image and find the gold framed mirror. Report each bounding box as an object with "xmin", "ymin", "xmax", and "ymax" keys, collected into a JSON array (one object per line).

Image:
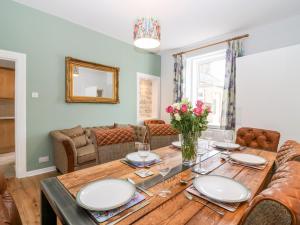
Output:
[{"xmin": 65, "ymin": 57, "xmax": 119, "ymax": 103}]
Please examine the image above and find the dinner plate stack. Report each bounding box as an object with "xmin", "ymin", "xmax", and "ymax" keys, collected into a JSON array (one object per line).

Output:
[
  {"xmin": 193, "ymin": 175, "xmax": 251, "ymax": 203},
  {"xmin": 76, "ymin": 179, "xmax": 136, "ymax": 211},
  {"xmin": 125, "ymin": 152, "xmax": 160, "ymax": 166}
]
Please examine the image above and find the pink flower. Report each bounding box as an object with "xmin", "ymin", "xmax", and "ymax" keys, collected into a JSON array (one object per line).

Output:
[
  {"xmin": 193, "ymin": 107, "xmax": 203, "ymax": 116},
  {"xmin": 166, "ymin": 105, "xmax": 174, "ymax": 113},
  {"xmin": 181, "ymin": 104, "xmax": 188, "ymax": 113},
  {"xmin": 196, "ymin": 100, "xmax": 204, "ymax": 108},
  {"xmin": 206, "ymin": 106, "xmax": 212, "ymax": 113}
]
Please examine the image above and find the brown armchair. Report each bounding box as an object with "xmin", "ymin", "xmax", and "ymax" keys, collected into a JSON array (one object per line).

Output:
[
  {"xmin": 0, "ymin": 171, "xmax": 22, "ymax": 225},
  {"xmin": 236, "ymin": 127, "xmax": 280, "ymax": 152}
]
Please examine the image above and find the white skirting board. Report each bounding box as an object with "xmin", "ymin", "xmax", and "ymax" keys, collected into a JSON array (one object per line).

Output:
[{"xmin": 25, "ymin": 166, "xmax": 56, "ymax": 177}]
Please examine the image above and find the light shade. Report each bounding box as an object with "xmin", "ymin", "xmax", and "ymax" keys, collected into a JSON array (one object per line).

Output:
[{"xmin": 133, "ymin": 18, "xmax": 160, "ymax": 49}]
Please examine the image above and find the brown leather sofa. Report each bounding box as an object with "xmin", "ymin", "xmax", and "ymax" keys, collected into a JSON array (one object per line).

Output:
[
  {"xmin": 0, "ymin": 172, "xmax": 22, "ymax": 225},
  {"xmin": 144, "ymin": 120, "xmax": 179, "ymax": 149},
  {"xmin": 50, "ymin": 124, "xmax": 147, "ymax": 173},
  {"xmin": 240, "ymin": 160, "xmax": 300, "ymax": 225},
  {"xmin": 236, "ymin": 127, "xmax": 280, "ymax": 152}
]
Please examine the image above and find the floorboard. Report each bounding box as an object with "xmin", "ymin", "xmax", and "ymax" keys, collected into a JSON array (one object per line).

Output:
[{"xmin": 6, "ymin": 171, "xmax": 60, "ymax": 225}]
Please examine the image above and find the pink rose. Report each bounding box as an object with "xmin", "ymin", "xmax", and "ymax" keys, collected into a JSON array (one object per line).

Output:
[
  {"xmin": 166, "ymin": 105, "xmax": 174, "ymax": 113},
  {"xmin": 181, "ymin": 104, "xmax": 188, "ymax": 113},
  {"xmin": 206, "ymin": 106, "xmax": 212, "ymax": 113},
  {"xmin": 193, "ymin": 107, "xmax": 203, "ymax": 116},
  {"xmin": 196, "ymin": 100, "xmax": 204, "ymax": 108}
]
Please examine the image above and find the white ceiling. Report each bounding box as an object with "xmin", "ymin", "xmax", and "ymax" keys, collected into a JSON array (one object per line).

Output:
[{"xmin": 14, "ymin": 0, "xmax": 300, "ymax": 51}]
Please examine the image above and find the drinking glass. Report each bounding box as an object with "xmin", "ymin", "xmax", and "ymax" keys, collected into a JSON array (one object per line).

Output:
[
  {"xmin": 194, "ymin": 144, "xmax": 208, "ymax": 174},
  {"xmin": 205, "ymin": 130, "xmax": 213, "ymax": 148},
  {"xmin": 158, "ymin": 158, "xmax": 171, "ymax": 197},
  {"xmin": 224, "ymin": 130, "xmax": 234, "ymax": 154},
  {"xmin": 138, "ymin": 143, "xmax": 150, "ymax": 168}
]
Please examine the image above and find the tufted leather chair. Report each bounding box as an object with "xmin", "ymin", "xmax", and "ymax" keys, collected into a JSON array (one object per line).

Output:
[
  {"xmin": 0, "ymin": 172, "xmax": 22, "ymax": 225},
  {"xmin": 236, "ymin": 127, "xmax": 280, "ymax": 152},
  {"xmin": 240, "ymin": 161, "xmax": 300, "ymax": 225},
  {"xmin": 276, "ymin": 140, "xmax": 300, "ymax": 167},
  {"xmin": 144, "ymin": 119, "xmax": 166, "ymax": 126}
]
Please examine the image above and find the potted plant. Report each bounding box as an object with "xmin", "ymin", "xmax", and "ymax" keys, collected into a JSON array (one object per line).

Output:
[{"xmin": 166, "ymin": 99, "xmax": 211, "ymax": 166}]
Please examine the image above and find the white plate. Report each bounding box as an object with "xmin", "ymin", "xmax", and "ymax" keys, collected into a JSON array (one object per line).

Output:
[
  {"xmin": 126, "ymin": 152, "xmax": 160, "ymax": 164},
  {"xmin": 76, "ymin": 179, "xmax": 136, "ymax": 211},
  {"xmin": 214, "ymin": 142, "xmax": 240, "ymax": 150},
  {"xmin": 172, "ymin": 141, "xmax": 181, "ymax": 148},
  {"xmin": 230, "ymin": 153, "xmax": 267, "ymax": 166},
  {"xmin": 193, "ymin": 175, "xmax": 251, "ymax": 203}
]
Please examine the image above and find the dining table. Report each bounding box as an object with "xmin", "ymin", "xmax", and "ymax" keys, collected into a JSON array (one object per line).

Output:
[{"xmin": 40, "ymin": 144, "xmax": 276, "ymax": 225}]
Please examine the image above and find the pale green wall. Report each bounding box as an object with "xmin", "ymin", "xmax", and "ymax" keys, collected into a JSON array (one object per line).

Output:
[{"xmin": 0, "ymin": 0, "xmax": 161, "ymax": 171}]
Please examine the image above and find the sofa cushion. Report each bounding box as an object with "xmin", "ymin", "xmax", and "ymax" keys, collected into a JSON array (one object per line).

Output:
[
  {"xmin": 84, "ymin": 125, "xmax": 115, "ymax": 144},
  {"xmin": 61, "ymin": 125, "xmax": 87, "ymax": 148},
  {"xmin": 77, "ymin": 144, "xmax": 96, "ymax": 164},
  {"xmin": 276, "ymin": 140, "xmax": 300, "ymax": 167},
  {"xmin": 93, "ymin": 127, "xmax": 135, "ymax": 146},
  {"xmin": 148, "ymin": 124, "xmax": 179, "ymax": 136}
]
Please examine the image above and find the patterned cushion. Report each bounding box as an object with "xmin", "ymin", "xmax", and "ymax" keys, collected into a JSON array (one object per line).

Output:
[
  {"xmin": 61, "ymin": 125, "xmax": 87, "ymax": 148},
  {"xmin": 236, "ymin": 127, "xmax": 280, "ymax": 152},
  {"xmin": 148, "ymin": 124, "xmax": 179, "ymax": 136},
  {"xmin": 84, "ymin": 125, "xmax": 114, "ymax": 144},
  {"xmin": 93, "ymin": 128, "xmax": 135, "ymax": 146}
]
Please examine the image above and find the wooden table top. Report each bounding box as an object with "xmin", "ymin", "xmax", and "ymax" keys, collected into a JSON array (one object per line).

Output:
[{"xmin": 57, "ymin": 146, "xmax": 276, "ymax": 225}]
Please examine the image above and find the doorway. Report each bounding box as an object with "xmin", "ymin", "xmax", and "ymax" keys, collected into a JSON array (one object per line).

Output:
[
  {"xmin": 0, "ymin": 50, "xmax": 26, "ymax": 178},
  {"xmin": 0, "ymin": 59, "xmax": 15, "ymax": 177}
]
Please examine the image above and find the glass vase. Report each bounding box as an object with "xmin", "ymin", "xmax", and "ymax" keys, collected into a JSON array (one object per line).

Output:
[{"xmin": 181, "ymin": 132, "xmax": 200, "ymax": 166}]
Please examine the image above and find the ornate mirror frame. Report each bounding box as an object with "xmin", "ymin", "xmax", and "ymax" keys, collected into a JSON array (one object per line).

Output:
[{"xmin": 65, "ymin": 57, "xmax": 119, "ymax": 103}]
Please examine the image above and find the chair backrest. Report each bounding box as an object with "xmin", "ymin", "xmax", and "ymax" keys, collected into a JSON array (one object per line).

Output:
[
  {"xmin": 276, "ymin": 140, "xmax": 300, "ymax": 167},
  {"xmin": 236, "ymin": 127, "xmax": 280, "ymax": 152},
  {"xmin": 144, "ymin": 119, "xmax": 165, "ymax": 126},
  {"xmin": 240, "ymin": 161, "xmax": 300, "ymax": 225}
]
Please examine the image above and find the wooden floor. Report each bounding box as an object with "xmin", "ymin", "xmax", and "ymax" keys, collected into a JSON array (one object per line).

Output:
[{"xmin": 7, "ymin": 171, "xmax": 59, "ymax": 225}]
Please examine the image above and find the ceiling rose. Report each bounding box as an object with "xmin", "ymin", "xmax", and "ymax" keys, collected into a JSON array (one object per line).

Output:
[{"xmin": 133, "ymin": 17, "xmax": 160, "ymax": 49}]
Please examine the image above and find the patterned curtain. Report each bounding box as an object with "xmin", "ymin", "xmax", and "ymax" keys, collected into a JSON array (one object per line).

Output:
[
  {"xmin": 173, "ymin": 55, "xmax": 184, "ymax": 103},
  {"xmin": 221, "ymin": 40, "xmax": 244, "ymax": 130}
]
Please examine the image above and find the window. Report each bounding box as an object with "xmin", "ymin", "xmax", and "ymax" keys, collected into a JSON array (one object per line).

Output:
[
  {"xmin": 137, "ymin": 73, "xmax": 160, "ymax": 123},
  {"xmin": 184, "ymin": 50, "xmax": 226, "ymax": 127}
]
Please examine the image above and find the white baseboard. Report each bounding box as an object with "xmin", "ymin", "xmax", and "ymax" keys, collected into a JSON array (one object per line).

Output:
[{"xmin": 25, "ymin": 166, "xmax": 56, "ymax": 177}]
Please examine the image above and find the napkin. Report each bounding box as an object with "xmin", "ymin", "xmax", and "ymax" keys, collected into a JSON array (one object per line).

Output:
[
  {"xmin": 89, "ymin": 192, "xmax": 145, "ymax": 223},
  {"xmin": 186, "ymin": 186, "xmax": 239, "ymax": 212}
]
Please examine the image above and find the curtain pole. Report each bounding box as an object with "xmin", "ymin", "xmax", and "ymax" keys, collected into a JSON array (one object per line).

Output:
[{"xmin": 172, "ymin": 34, "xmax": 249, "ymax": 57}]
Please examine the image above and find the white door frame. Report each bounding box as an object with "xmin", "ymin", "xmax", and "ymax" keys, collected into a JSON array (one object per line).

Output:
[
  {"xmin": 136, "ymin": 72, "xmax": 161, "ymax": 124},
  {"xmin": 0, "ymin": 49, "xmax": 27, "ymax": 178}
]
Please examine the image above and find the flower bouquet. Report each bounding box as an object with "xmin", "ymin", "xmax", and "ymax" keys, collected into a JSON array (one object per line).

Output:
[{"xmin": 166, "ymin": 99, "xmax": 211, "ymax": 166}]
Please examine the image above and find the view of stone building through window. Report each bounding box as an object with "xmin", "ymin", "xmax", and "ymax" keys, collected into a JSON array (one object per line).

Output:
[
  {"xmin": 139, "ymin": 79, "xmax": 153, "ymax": 119},
  {"xmin": 184, "ymin": 50, "xmax": 226, "ymax": 127}
]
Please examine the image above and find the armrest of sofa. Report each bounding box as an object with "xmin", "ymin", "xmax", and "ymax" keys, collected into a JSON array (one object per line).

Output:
[
  {"xmin": 130, "ymin": 125, "xmax": 148, "ymax": 143},
  {"xmin": 50, "ymin": 131, "xmax": 78, "ymax": 171}
]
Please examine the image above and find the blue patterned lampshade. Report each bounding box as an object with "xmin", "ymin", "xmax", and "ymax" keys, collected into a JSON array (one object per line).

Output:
[{"xmin": 133, "ymin": 17, "xmax": 160, "ymax": 49}]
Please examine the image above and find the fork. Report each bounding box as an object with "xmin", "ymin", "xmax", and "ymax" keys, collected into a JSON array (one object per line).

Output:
[{"xmin": 184, "ymin": 191, "xmax": 224, "ymax": 216}]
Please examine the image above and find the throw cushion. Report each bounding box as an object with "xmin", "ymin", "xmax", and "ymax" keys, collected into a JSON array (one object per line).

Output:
[
  {"xmin": 94, "ymin": 127, "xmax": 135, "ymax": 146},
  {"xmin": 61, "ymin": 125, "xmax": 87, "ymax": 148},
  {"xmin": 77, "ymin": 144, "xmax": 96, "ymax": 164},
  {"xmin": 148, "ymin": 124, "xmax": 179, "ymax": 136}
]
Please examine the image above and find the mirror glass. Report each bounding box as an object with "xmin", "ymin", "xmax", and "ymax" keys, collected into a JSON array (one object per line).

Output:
[{"xmin": 72, "ymin": 66, "xmax": 113, "ymax": 98}]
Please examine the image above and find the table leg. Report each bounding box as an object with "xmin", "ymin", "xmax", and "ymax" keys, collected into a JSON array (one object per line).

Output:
[{"xmin": 41, "ymin": 190, "xmax": 57, "ymax": 225}]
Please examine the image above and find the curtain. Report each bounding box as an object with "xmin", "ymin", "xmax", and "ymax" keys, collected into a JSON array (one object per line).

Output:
[
  {"xmin": 173, "ymin": 54, "xmax": 184, "ymax": 103},
  {"xmin": 221, "ymin": 40, "xmax": 243, "ymax": 130}
]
